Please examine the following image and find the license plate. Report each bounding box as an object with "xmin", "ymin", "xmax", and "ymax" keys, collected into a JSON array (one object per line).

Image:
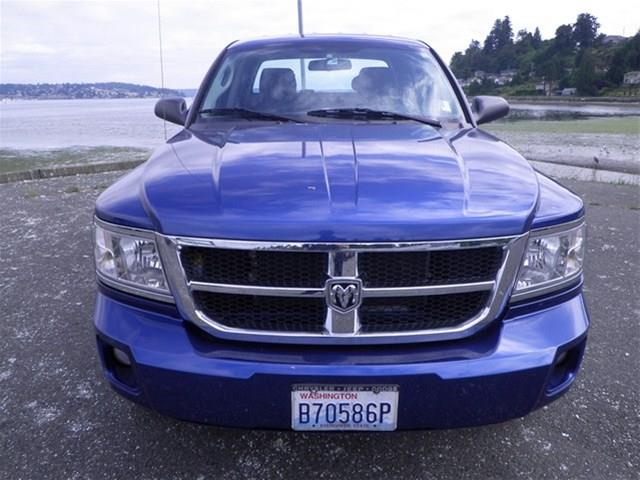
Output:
[{"xmin": 291, "ymin": 384, "xmax": 399, "ymax": 431}]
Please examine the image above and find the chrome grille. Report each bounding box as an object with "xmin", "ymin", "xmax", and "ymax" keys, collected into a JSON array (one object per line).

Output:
[{"xmin": 157, "ymin": 235, "xmax": 528, "ymax": 345}]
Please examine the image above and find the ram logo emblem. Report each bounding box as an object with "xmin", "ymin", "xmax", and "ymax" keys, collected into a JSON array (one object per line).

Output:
[{"xmin": 326, "ymin": 279, "xmax": 362, "ymax": 313}]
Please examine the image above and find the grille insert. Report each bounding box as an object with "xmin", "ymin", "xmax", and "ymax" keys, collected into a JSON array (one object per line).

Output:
[
  {"xmin": 359, "ymin": 291, "xmax": 490, "ymax": 332},
  {"xmin": 359, "ymin": 248, "xmax": 503, "ymax": 288},
  {"xmin": 181, "ymin": 247, "xmax": 328, "ymax": 287},
  {"xmin": 193, "ymin": 291, "xmax": 326, "ymax": 332}
]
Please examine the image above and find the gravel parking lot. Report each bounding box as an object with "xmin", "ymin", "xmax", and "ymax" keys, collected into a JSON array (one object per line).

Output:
[{"xmin": 1, "ymin": 171, "xmax": 638, "ymax": 480}]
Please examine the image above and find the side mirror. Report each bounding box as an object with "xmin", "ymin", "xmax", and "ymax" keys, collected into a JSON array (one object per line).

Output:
[
  {"xmin": 472, "ymin": 96, "xmax": 509, "ymax": 125},
  {"xmin": 154, "ymin": 97, "xmax": 187, "ymax": 126}
]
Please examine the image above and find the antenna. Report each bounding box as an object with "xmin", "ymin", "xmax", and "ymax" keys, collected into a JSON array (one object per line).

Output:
[
  {"xmin": 297, "ymin": 0, "xmax": 304, "ymax": 37},
  {"xmin": 297, "ymin": 0, "xmax": 306, "ymax": 89},
  {"xmin": 156, "ymin": 0, "xmax": 167, "ymax": 140}
]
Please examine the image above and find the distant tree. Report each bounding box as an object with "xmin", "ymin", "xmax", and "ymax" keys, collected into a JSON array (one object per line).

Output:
[
  {"xmin": 606, "ymin": 49, "xmax": 627, "ymax": 85},
  {"xmin": 450, "ymin": 39, "xmax": 485, "ymax": 77},
  {"xmin": 515, "ymin": 29, "xmax": 532, "ymax": 53},
  {"xmin": 626, "ymin": 32, "xmax": 640, "ymax": 69},
  {"xmin": 532, "ymin": 28, "xmax": 542, "ymax": 49},
  {"xmin": 573, "ymin": 13, "xmax": 600, "ymax": 48},
  {"xmin": 483, "ymin": 18, "xmax": 503, "ymax": 54},
  {"xmin": 553, "ymin": 24, "xmax": 575, "ymax": 52},
  {"xmin": 476, "ymin": 16, "xmax": 516, "ymax": 72},
  {"xmin": 497, "ymin": 16, "xmax": 514, "ymax": 49},
  {"xmin": 575, "ymin": 50, "xmax": 597, "ymax": 94},
  {"xmin": 450, "ymin": 51, "xmax": 466, "ymax": 77},
  {"xmin": 515, "ymin": 28, "xmax": 544, "ymax": 58},
  {"xmin": 483, "ymin": 16, "xmax": 513, "ymax": 54},
  {"xmin": 539, "ymin": 57, "xmax": 563, "ymax": 87},
  {"xmin": 516, "ymin": 29, "xmax": 529, "ymax": 42}
]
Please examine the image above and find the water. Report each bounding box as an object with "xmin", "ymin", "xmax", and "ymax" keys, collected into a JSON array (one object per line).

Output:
[
  {"xmin": 0, "ymin": 98, "xmax": 182, "ymax": 150},
  {"xmin": 2, "ymin": 98, "xmax": 638, "ymax": 151},
  {"xmin": 507, "ymin": 101, "xmax": 640, "ymax": 121}
]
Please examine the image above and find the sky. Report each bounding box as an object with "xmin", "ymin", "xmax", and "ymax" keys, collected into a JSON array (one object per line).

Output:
[{"xmin": 1, "ymin": 0, "xmax": 637, "ymax": 89}]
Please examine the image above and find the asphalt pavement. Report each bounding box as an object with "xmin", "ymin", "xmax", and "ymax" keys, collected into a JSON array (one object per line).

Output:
[{"xmin": 0, "ymin": 171, "xmax": 638, "ymax": 480}]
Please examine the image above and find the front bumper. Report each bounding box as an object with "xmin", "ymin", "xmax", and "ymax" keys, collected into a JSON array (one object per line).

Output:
[{"xmin": 94, "ymin": 284, "xmax": 589, "ymax": 429}]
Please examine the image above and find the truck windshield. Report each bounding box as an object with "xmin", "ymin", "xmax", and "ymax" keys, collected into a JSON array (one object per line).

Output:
[{"xmin": 198, "ymin": 42, "xmax": 465, "ymax": 124}]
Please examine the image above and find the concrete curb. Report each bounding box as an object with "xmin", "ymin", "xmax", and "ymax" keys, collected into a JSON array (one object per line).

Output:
[
  {"xmin": 0, "ymin": 160, "xmax": 144, "ymax": 184},
  {"xmin": 530, "ymin": 161, "xmax": 640, "ymax": 186},
  {"xmin": 527, "ymin": 157, "xmax": 640, "ymax": 175}
]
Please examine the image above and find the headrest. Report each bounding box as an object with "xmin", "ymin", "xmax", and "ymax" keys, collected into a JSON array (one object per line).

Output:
[
  {"xmin": 352, "ymin": 67, "xmax": 395, "ymax": 96},
  {"xmin": 259, "ymin": 68, "xmax": 297, "ymax": 98}
]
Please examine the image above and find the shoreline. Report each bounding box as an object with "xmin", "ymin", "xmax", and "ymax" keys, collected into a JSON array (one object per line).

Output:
[
  {"xmin": 1, "ymin": 95, "xmax": 639, "ymax": 104},
  {"xmin": 506, "ymin": 96, "xmax": 640, "ymax": 106}
]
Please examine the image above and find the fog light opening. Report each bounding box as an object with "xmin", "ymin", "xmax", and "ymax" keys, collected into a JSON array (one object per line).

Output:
[
  {"xmin": 113, "ymin": 347, "xmax": 132, "ymax": 366},
  {"xmin": 97, "ymin": 337, "xmax": 139, "ymax": 391},
  {"xmin": 546, "ymin": 343, "xmax": 583, "ymax": 394},
  {"xmin": 555, "ymin": 350, "xmax": 569, "ymax": 367}
]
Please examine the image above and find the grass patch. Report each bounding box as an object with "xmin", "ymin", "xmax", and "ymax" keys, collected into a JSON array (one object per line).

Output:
[
  {"xmin": 0, "ymin": 146, "xmax": 151, "ymax": 174},
  {"xmin": 24, "ymin": 189, "xmax": 39, "ymax": 198},
  {"xmin": 487, "ymin": 116, "xmax": 640, "ymax": 135}
]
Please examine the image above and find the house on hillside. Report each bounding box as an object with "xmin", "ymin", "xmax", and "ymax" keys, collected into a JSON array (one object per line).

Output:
[
  {"xmin": 493, "ymin": 69, "xmax": 517, "ymax": 85},
  {"xmin": 623, "ymin": 71, "xmax": 640, "ymax": 85},
  {"xmin": 535, "ymin": 82, "xmax": 549, "ymax": 94},
  {"xmin": 458, "ymin": 69, "xmax": 518, "ymax": 88},
  {"xmin": 458, "ymin": 71, "xmax": 487, "ymax": 87},
  {"xmin": 602, "ymin": 35, "xmax": 627, "ymax": 45}
]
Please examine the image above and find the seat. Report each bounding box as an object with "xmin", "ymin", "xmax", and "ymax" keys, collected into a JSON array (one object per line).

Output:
[
  {"xmin": 258, "ymin": 68, "xmax": 297, "ymax": 109},
  {"xmin": 351, "ymin": 67, "xmax": 396, "ymax": 97}
]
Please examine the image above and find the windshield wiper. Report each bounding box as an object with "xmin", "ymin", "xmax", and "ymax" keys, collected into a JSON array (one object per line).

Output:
[
  {"xmin": 306, "ymin": 108, "xmax": 441, "ymax": 128},
  {"xmin": 199, "ymin": 107, "xmax": 300, "ymax": 123}
]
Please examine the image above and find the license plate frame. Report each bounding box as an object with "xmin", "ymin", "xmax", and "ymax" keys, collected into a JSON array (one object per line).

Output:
[{"xmin": 291, "ymin": 384, "xmax": 399, "ymax": 431}]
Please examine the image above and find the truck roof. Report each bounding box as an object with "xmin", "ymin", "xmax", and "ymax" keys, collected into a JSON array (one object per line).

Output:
[{"xmin": 228, "ymin": 34, "xmax": 430, "ymax": 52}]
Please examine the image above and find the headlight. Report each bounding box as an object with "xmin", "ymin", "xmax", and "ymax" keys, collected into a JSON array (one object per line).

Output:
[
  {"xmin": 512, "ymin": 222, "xmax": 585, "ymax": 301},
  {"xmin": 93, "ymin": 219, "xmax": 172, "ymax": 301}
]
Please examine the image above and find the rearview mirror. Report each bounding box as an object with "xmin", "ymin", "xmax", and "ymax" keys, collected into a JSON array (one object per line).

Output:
[
  {"xmin": 308, "ymin": 58, "xmax": 352, "ymax": 71},
  {"xmin": 472, "ymin": 96, "xmax": 509, "ymax": 125},
  {"xmin": 154, "ymin": 97, "xmax": 188, "ymax": 126}
]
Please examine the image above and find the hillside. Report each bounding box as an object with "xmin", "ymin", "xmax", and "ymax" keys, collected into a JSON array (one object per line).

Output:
[
  {"xmin": 0, "ymin": 82, "xmax": 183, "ymax": 100},
  {"xmin": 449, "ymin": 13, "xmax": 640, "ymax": 97}
]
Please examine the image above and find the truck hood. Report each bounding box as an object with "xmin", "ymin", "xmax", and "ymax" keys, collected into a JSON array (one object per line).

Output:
[{"xmin": 139, "ymin": 123, "xmax": 539, "ymax": 241}]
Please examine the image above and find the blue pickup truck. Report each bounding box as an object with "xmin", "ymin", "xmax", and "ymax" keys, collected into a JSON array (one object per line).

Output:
[{"xmin": 92, "ymin": 35, "xmax": 588, "ymax": 430}]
